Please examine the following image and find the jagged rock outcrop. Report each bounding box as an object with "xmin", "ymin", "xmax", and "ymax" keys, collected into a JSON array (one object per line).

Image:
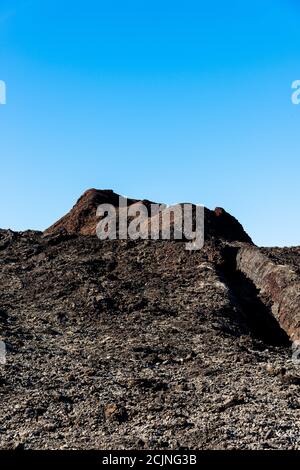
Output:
[
  {"xmin": 44, "ymin": 189, "xmax": 253, "ymax": 244},
  {"xmin": 236, "ymin": 246, "xmax": 300, "ymax": 342},
  {"xmin": 44, "ymin": 189, "xmax": 140, "ymax": 236}
]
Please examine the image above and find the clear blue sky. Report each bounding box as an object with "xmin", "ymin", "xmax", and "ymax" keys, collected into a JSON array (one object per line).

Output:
[{"xmin": 0, "ymin": 0, "xmax": 299, "ymax": 246}]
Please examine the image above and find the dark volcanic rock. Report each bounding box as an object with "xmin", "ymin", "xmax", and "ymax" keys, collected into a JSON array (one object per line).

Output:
[
  {"xmin": 205, "ymin": 207, "xmax": 252, "ymax": 244},
  {"xmin": 44, "ymin": 189, "xmax": 253, "ymax": 244},
  {"xmin": 0, "ymin": 189, "xmax": 299, "ymax": 450},
  {"xmin": 236, "ymin": 246, "xmax": 300, "ymax": 342},
  {"xmin": 44, "ymin": 189, "xmax": 154, "ymax": 237}
]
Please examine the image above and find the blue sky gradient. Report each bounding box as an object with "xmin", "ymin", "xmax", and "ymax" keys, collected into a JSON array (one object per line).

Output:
[{"xmin": 0, "ymin": 0, "xmax": 299, "ymax": 246}]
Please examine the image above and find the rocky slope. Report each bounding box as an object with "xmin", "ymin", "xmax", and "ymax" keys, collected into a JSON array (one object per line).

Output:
[{"xmin": 0, "ymin": 190, "xmax": 300, "ymax": 450}]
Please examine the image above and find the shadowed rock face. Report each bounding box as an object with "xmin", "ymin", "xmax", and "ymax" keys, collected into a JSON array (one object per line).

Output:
[
  {"xmin": 236, "ymin": 247, "xmax": 300, "ymax": 342},
  {"xmin": 44, "ymin": 188, "xmax": 253, "ymax": 244},
  {"xmin": 204, "ymin": 207, "xmax": 253, "ymax": 244}
]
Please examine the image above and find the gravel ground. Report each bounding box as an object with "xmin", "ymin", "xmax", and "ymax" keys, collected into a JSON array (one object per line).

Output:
[{"xmin": 0, "ymin": 229, "xmax": 300, "ymax": 449}]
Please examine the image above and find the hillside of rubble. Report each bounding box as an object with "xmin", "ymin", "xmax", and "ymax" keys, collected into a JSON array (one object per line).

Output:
[{"xmin": 0, "ymin": 190, "xmax": 300, "ymax": 450}]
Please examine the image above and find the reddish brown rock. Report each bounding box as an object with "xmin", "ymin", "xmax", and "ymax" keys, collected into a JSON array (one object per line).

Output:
[
  {"xmin": 44, "ymin": 188, "xmax": 253, "ymax": 244},
  {"xmin": 44, "ymin": 189, "xmax": 134, "ymax": 236}
]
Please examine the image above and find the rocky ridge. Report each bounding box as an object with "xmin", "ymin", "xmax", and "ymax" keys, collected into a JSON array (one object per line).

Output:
[{"xmin": 0, "ymin": 189, "xmax": 299, "ymax": 449}]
